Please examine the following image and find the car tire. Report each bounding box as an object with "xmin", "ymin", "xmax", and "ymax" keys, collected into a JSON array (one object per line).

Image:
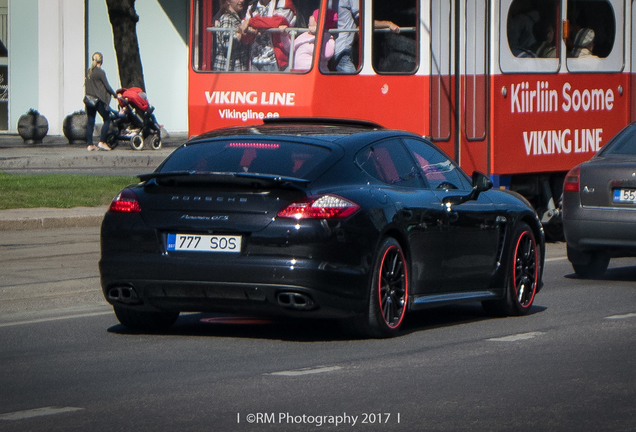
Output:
[
  {"xmin": 569, "ymin": 250, "xmax": 610, "ymax": 279},
  {"xmin": 113, "ymin": 305, "xmax": 179, "ymax": 331},
  {"xmin": 482, "ymin": 222, "xmax": 539, "ymax": 317},
  {"xmin": 354, "ymin": 237, "xmax": 409, "ymax": 338}
]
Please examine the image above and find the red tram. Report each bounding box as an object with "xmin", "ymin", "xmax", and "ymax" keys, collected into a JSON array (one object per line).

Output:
[{"xmin": 189, "ymin": 0, "xmax": 635, "ymax": 236}]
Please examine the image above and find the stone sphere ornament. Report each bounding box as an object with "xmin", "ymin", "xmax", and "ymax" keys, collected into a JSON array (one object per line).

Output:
[
  {"xmin": 17, "ymin": 109, "xmax": 49, "ymax": 144},
  {"xmin": 63, "ymin": 111, "xmax": 88, "ymax": 144}
]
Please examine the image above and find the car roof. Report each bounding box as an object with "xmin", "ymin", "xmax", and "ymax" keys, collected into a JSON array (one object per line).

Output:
[{"xmin": 187, "ymin": 118, "xmax": 420, "ymax": 146}]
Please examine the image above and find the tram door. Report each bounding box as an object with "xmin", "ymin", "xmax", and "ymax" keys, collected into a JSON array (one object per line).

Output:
[{"xmin": 430, "ymin": 1, "xmax": 489, "ymax": 172}]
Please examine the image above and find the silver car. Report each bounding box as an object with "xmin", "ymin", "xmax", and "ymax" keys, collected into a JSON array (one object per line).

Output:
[{"xmin": 563, "ymin": 121, "xmax": 636, "ymax": 278}]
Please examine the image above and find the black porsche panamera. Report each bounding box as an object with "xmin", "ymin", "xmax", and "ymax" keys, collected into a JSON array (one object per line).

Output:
[{"xmin": 100, "ymin": 118, "xmax": 545, "ymax": 338}]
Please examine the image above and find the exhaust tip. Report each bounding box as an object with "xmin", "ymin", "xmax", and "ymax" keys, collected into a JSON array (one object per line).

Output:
[
  {"xmin": 277, "ymin": 292, "xmax": 316, "ymax": 311},
  {"xmin": 107, "ymin": 286, "xmax": 141, "ymax": 305}
]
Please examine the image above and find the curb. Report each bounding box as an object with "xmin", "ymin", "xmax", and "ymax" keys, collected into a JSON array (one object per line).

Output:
[{"xmin": 0, "ymin": 207, "xmax": 108, "ymax": 231}]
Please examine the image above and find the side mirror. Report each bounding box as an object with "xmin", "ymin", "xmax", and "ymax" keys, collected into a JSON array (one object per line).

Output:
[
  {"xmin": 441, "ymin": 172, "xmax": 493, "ymax": 209},
  {"xmin": 472, "ymin": 171, "xmax": 493, "ymax": 192}
]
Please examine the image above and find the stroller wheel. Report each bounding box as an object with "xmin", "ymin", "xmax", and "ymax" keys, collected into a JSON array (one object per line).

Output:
[
  {"xmin": 130, "ymin": 134, "xmax": 144, "ymax": 151},
  {"xmin": 106, "ymin": 133, "xmax": 119, "ymax": 149},
  {"xmin": 147, "ymin": 135, "xmax": 162, "ymax": 150}
]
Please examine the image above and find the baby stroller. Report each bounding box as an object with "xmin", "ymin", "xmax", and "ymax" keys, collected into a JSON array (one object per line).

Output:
[{"xmin": 106, "ymin": 87, "xmax": 162, "ymax": 151}]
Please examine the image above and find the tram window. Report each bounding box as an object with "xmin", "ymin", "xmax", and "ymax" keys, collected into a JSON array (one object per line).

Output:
[
  {"xmin": 507, "ymin": 0, "xmax": 559, "ymax": 58},
  {"xmin": 191, "ymin": 0, "xmax": 328, "ymax": 73},
  {"xmin": 566, "ymin": 0, "xmax": 624, "ymax": 72},
  {"xmin": 500, "ymin": 0, "xmax": 560, "ymax": 73},
  {"xmin": 324, "ymin": 0, "xmax": 362, "ymax": 74},
  {"xmin": 371, "ymin": 0, "xmax": 418, "ymax": 74}
]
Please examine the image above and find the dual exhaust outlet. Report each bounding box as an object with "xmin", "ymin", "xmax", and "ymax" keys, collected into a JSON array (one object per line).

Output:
[
  {"xmin": 277, "ymin": 292, "xmax": 315, "ymax": 311},
  {"xmin": 107, "ymin": 286, "xmax": 141, "ymax": 305}
]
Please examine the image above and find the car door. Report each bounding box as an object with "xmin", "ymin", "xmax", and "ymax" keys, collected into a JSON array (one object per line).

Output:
[
  {"xmin": 403, "ymin": 138, "xmax": 501, "ymax": 292},
  {"xmin": 355, "ymin": 138, "xmax": 450, "ymax": 296}
]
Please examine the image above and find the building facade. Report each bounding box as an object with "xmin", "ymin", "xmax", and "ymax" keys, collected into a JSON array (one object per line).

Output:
[{"xmin": 3, "ymin": 0, "xmax": 188, "ymax": 135}]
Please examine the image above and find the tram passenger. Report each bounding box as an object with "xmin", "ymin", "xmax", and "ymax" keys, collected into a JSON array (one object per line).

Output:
[
  {"xmin": 213, "ymin": 0, "xmax": 250, "ymax": 71},
  {"xmin": 241, "ymin": 0, "xmax": 297, "ymax": 71},
  {"xmin": 507, "ymin": 0, "xmax": 539, "ymax": 56},
  {"xmin": 330, "ymin": 0, "xmax": 400, "ymax": 73},
  {"xmin": 530, "ymin": 19, "xmax": 556, "ymax": 58},
  {"xmin": 292, "ymin": 9, "xmax": 337, "ymax": 71},
  {"xmin": 569, "ymin": 28, "xmax": 597, "ymax": 58}
]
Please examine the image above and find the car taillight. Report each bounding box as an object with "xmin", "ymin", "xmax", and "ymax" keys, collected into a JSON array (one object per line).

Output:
[
  {"xmin": 563, "ymin": 165, "xmax": 581, "ymax": 193},
  {"xmin": 277, "ymin": 195, "xmax": 360, "ymax": 219},
  {"xmin": 108, "ymin": 189, "xmax": 141, "ymax": 213}
]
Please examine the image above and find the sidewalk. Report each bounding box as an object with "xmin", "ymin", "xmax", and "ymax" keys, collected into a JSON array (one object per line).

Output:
[{"xmin": 0, "ymin": 132, "xmax": 188, "ymax": 231}]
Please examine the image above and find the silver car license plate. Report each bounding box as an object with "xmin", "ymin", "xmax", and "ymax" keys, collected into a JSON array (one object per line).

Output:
[{"xmin": 613, "ymin": 188, "xmax": 636, "ymax": 203}]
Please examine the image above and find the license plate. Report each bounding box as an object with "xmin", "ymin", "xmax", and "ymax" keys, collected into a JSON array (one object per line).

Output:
[
  {"xmin": 167, "ymin": 234, "xmax": 241, "ymax": 253},
  {"xmin": 613, "ymin": 188, "xmax": 636, "ymax": 203}
]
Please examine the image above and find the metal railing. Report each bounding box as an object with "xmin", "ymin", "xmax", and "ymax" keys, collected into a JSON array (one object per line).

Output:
[{"xmin": 207, "ymin": 26, "xmax": 416, "ymax": 72}]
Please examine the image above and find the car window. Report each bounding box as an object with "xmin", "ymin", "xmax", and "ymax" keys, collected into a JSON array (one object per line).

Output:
[
  {"xmin": 403, "ymin": 138, "xmax": 471, "ymax": 190},
  {"xmin": 355, "ymin": 139, "xmax": 423, "ymax": 188},
  {"xmin": 159, "ymin": 140, "xmax": 331, "ymax": 178},
  {"xmin": 598, "ymin": 124, "xmax": 636, "ymax": 156}
]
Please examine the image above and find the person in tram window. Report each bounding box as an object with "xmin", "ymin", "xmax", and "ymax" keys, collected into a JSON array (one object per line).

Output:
[
  {"xmin": 241, "ymin": 0, "xmax": 297, "ymax": 71},
  {"xmin": 530, "ymin": 19, "xmax": 556, "ymax": 58},
  {"xmin": 507, "ymin": 0, "xmax": 539, "ymax": 57},
  {"xmin": 330, "ymin": 0, "xmax": 400, "ymax": 73},
  {"xmin": 213, "ymin": 0, "xmax": 250, "ymax": 71},
  {"xmin": 292, "ymin": 9, "xmax": 337, "ymax": 71},
  {"xmin": 569, "ymin": 28, "xmax": 597, "ymax": 58}
]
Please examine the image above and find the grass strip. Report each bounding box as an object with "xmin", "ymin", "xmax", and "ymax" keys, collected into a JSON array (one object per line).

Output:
[{"xmin": 0, "ymin": 172, "xmax": 138, "ymax": 209}]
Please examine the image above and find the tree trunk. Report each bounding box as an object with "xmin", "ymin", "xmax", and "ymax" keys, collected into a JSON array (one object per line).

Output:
[{"xmin": 106, "ymin": 0, "xmax": 145, "ymax": 91}]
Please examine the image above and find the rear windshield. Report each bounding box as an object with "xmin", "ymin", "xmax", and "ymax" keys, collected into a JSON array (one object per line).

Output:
[
  {"xmin": 599, "ymin": 124, "xmax": 636, "ymax": 156},
  {"xmin": 159, "ymin": 140, "xmax": 332, "ymax": 178}
]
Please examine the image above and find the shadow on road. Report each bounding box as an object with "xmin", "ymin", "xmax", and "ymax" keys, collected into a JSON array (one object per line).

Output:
[
  {"xmin": 564, "ymin": 264, "xmax": 636, "ymax": 282},
  {"xmin": 106, "ymin": 303, "xmax": 547, "ymax": 342}
]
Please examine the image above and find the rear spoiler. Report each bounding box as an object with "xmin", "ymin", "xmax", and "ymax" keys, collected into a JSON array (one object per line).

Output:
[{"xmin": 138, "ymin": 171, "xmax": 310, "ymax": 189}]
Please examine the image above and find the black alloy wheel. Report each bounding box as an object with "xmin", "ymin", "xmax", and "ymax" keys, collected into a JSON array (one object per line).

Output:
[
  {"xmin": 356, "ymin": 237, "xmax": 409, "ymax": 338},
  {"xmin": 513, "ymin": 228, "xmax": 538, "ymax": 310},
  {"xmin": 483, "ymin": 223, "xmax": 539, "ymax": 316}
]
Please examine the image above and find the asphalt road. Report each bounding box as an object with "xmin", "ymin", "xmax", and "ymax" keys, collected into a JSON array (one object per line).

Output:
[{"xmin": 1, "ymin": 228, "xmax": 635, "ymax": 432}]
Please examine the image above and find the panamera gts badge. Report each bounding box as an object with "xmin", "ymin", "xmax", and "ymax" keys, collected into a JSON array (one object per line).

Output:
[
  {"xmin": 180, "ymin": 215, "xmax": 229, "ymax": 221},
  {"xmin": 172, "ymin": 195, "xmax": 247, "ymax": 203}
]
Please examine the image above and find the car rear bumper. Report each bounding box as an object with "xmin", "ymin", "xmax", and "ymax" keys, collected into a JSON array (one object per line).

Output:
[
  {"xmin": 563, "ymin": 206, "xmax": 636, "ymax": 255},
  {"xmin": 99, "ymin": 253, "xmax": 369, "ymax": 319}
]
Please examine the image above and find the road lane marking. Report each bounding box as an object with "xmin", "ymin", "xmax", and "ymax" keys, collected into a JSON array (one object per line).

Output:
[
  {"xmin": 269, "ymin": 366, "xmax": 343, "ymax": 376},
  {"xmin": 0, "ymin": 311, "xmax": 112, "ymax": 328},
  {"xmin": 0, "ymin": 407, "xmax": 83, "ymax": 421},
  {"xmin": 488, "ymin": 331, "xmax": 545, "ymax": 342},
  {"xmin": 545, "ymin": 257, "xmax": 568, "ymax": 262},
  {"xmin": 605, "ymin": 313, "xmax": 636, "ymax": 320}
]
